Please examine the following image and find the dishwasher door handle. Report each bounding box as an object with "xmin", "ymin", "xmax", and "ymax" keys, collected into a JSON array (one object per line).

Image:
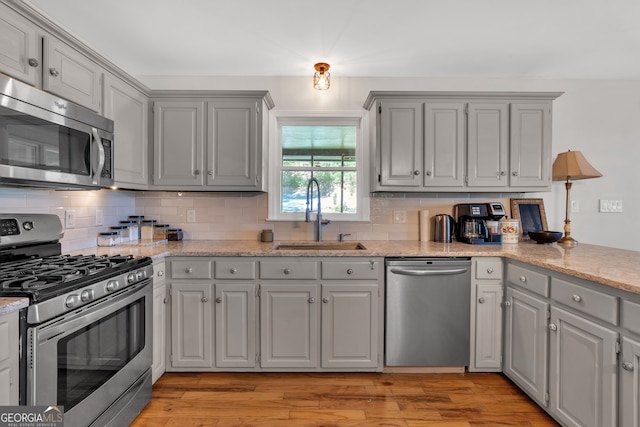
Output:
[{"xmin": 389, "ymin": 268, "xmax": 468, "ymax": 276}]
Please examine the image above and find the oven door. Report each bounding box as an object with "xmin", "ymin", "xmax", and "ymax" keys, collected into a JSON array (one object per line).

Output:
[{"xmin": 27, "ymin": 280, "xmax": 152, "ymax": 427}]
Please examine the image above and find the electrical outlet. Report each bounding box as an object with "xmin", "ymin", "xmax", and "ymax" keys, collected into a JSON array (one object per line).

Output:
[
  {"xmin": 95, "ymin": 209, "xmax": 104, "ymax": 226},
  {"xmin": 187, "ymin": 209, "xmax": 196, "ymax": 223},
  {"xmin": 393, "ymin": 210, "xmax": 407, "ymax": 224},
  {"xmin": 599, "ymin": 199, "xmax": 623, "ymax": 213},
  {"xmin": 65, "ymin": 210, "xmax": 76, "ymax": 228},
  {"xmin": 570, "ymin": 200, "xmax": 579, "ymax": 213}
]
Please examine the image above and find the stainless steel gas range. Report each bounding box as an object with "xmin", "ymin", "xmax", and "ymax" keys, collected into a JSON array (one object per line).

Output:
[{"xmin": 0, "ymin": 214, "xmax": 153, "ymax": 427}]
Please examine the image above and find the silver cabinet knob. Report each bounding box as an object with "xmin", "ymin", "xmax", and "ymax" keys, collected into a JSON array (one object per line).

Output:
[
  {"xmin": 163, "ymin": 297, "xmax": 168, "ymax": 304},
  {"xmin": 28, "ymin": 58, "xmax": 39, "ymax": 67},
  {"xmin": 308, "ymin": 297, "xmax": 315, "ymax": 303},
  {"xmin": 185, "ymin": 268, "xmax": 193, "ymax": 274},
  {"xmin": 323, "ymin": 297, "xmax": 329, "ymax": 303},
  {"xmin": 413, "ymin": 170, "xmax": 420, "ymax": 175},
  {"xmin": 503, "ymin": 300, "xmax": 511, "ymax": 307},
  {"xmin": 284, "ymin": 268, "xmax": 291, "ymax": 275},
  {"xmin": 486, "ymin": 267, "xmax": 494, "ymax": 274},
  {"xmin": 549, "ymin": 323, "xmax": 557, "ymax": 331},
  {"xmin": 500, "ymin": 171, "xmax": 506, "ymax": 176},
  {"xmin": 208, "ymin": 170, "xmax": 213, "ymax": 175},
  {"xmin": 230, "ymin": 267, "xmax": 237, "ymax": 274},
  {"xmin": 478, "ymin": 297, "xmax": 486, "ymax": 304},
  {"xmin": 194, "ymin": 169, "xmax": 201, "ymax": 175},
  {"xmin": 519, "ymin": 276, "xmax": 527, "ymax": 283},
  {"xmin": 572, "ymin": 294, "xmax": 582, "ymax": 302},
  {"xmin": 425, "ymin": 171, "xmax": 432, "ymax": 176},
  {"xmin": 49, "ymin": 67, "xmax": 59, "ymax": 76},
  {"xmin": 201, "ymin": 297, "xmax": 208, "ymax": 303},
  {"xmin": 346, "ymin": 268, "xmax": 354, "ymax": 275},
  {"xmin": 215, "ymin": 297, "xmax": 222, "ymax": 303},
  {"xmin": 512, "ymin": 171, "xmax": 518, "ymax": 176},
  {"xmin": 622, "ymin": 361, "xmax": 634, "ymax": 372},
  {"xmin": 157, "ymin": 270, "xmax": 164, "ymax": 277}
]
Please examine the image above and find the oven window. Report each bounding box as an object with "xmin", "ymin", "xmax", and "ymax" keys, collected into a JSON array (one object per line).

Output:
[{"xmin": 57, "ymin": 298, "xmax": 145, "ymax": 409}]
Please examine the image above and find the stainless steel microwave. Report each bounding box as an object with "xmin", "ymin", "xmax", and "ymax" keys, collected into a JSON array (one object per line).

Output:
[{"xmin": 0, "ymin": 73, "xmax": 114, "ymax": 189}]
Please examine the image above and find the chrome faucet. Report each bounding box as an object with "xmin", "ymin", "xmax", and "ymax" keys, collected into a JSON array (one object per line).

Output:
[{"xmin": 305, "ymin": 177, "xmax": 330, "ymax": 241}]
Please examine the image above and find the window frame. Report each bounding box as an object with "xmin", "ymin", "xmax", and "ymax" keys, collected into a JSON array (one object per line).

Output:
[{"xmin": 267, "ymin": 110, "xmax": 370, "ymax": 222}]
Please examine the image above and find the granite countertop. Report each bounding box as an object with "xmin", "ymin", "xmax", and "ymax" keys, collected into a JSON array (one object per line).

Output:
[
  {"xmin": 0, "ymin": 297, "xmax": 29, "ymax": 315},
  {"xmin": 76, "ymin": 239, "xmax": 640, "ymax": 296}
]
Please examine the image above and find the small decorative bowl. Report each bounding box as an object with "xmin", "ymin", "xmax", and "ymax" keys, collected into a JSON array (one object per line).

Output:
[{"xmin": 528, "ymin": 230, "xmax": 563, "ymax": 244}]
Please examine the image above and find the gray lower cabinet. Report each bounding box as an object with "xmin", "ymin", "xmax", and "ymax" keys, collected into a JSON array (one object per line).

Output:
[
  {"xmin": 548, "ymin": 306, "xmax": 618, "ymax": 427},
  {"xmin": 0, "ymin": 310, "xmax": 19, "ymax": 405},
  {"xmin": 621, "ymin": 337, "xmax": 640, "ymax": 427},
  {"xmin": 503, "ymin": 285, "xmax": 549, "ymax": 407},
  {"xmin": 151, "ymin": 261, "xmax": 166, "ymax": 383},
  {"xmin": 166, "ymin": 256, "xmax": 383, "ymax": 372}
]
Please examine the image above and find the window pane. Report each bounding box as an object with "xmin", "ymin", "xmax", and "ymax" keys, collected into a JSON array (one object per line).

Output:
[
  {"xmin": 281, "ymin": 125, "xmax": 356, "ymax": 166},
  {"xmin": 281, "ymin": 170, "xmax": 356, "ymax": 214}
]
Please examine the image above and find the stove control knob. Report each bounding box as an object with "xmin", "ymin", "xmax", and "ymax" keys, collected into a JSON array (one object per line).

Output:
[
  {"xmin": 22, "ymin": 221, "xmax": 34, "ymax": 231},
  {"xmin": 106, "ymin": 280, "xmax": 119, "ymax": 292},
  {"xmin": 127, "ymin": 273, "xmax": 137, "ymax": 284},
  {"xmin": 81, "ymin": 289, "xmax": 94, "ymax": 302},
  {"xmin": 65, "ymin": 294, "xmax": 80, "ymax": 308},
  {"xmin": 136, "ymin": 271, "xmax": 145, "ymax": 280}
]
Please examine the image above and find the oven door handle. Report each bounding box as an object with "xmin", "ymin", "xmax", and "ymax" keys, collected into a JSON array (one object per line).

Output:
[{"xmin": 33, "ymin": 280, "xmax": 150, "ymax": 343}]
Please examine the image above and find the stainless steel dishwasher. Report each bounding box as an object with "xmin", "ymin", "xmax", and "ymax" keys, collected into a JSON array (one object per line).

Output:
[{"xmin": 385, "ymin": 258, "xmax": 471, "ymax": 366}]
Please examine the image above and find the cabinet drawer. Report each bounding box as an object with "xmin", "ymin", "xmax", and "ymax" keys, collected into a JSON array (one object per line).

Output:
[
  {"xmin": 215, "ymin": 261, "xmax": 256, "ymax": 280},
  {"xmin": 506, "ymin": 263, "xmax": 549, "ymax": 297},
  {"xmin": 260, "ymin": 261, "xmax": 318, "ymax": 280},
  {"xmin": 170, "ymin": 260, "xmax": 212, "ymax": 279},
  {"xmin": 321, "ymin": 261, "xmax": 379, "ymax": 280},
  {"xmin": 475, "ymin": 258, "xmax": 503, "ymax": 280},
  {"xmin": 551, "ymin": 278, "xmax": 618, "ymax": 325},
  {"xmin": 622, "ymin": 299, "xmax": 640, "ymax": 335}
]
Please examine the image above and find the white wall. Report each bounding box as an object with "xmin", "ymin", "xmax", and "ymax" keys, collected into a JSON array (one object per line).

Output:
[{"xmin": 140, "ymin": 75, "xmax": 640, "ymax": 251}]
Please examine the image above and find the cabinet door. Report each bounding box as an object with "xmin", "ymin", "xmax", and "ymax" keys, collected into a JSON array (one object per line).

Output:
[
  {"xmin": 423, "ymin": 102, "xmax": 465, "ymax": 187},
  {"xmin": 170, "ymin": 283, "xmax": 213, "ymax": 368},
  {"xmin": 509, "ymin": 103, "xmax": 551, "ymax": 188},
  {"xmin": 379, "ymin": 101, "xmax": 423, "ymax": 187},
  {"xmin": 207, "ymin": 101, "xmax": 258, "ymax": 188},
  {"xmin": 466, "ymin": 103, "xmax": 509, "ymax": 187},
  {"xmin": 503, "ymin": 286, "xmax": 549, "ymax": 407},
  {"xmin": 153, "ymin": 101, "xmax": 205, "ymax": 186},
  {"xmin": 0, "ymin": 311, "xmax": 18, "ymax": 405},
  {"xmin": 469, "ymin": 283, "xmax": 502, "ymax": 372},
  {"xmin": 621, "ymin": 337, "xmax": 640, "ymax": 427},
  {"xmin": 152, "ymin": 279, "xmax": 166, "ymax": 383},
  {"xmin": 549, "ymin": 306, "xmax": 617, "ymax": 427},
  {"xmin": 321, "ymin": 284, "xmax": 378, "ymax": 369},
  {"xmin": 215, "ymin": 283, "xmax": 256, "ymax": 368},
  {"xmin": 0, "ymin": 3, "xmax": 41, "ymax": 86},
  {"xmin": 42, "ymin": 36, "xmax": 102, "ymax": 112},
  {"xmin": 103, "ymin": 74, "xmax": 148, "ymax": 187},
  {"xmin": 260, "ymin": 284, "xmax": 319, "ymax": 368}
]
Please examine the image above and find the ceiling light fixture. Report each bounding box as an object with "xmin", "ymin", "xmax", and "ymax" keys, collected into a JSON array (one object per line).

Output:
[{"xmin": 313, "ymin": 63, "xmax": 330, "ymax": 90}]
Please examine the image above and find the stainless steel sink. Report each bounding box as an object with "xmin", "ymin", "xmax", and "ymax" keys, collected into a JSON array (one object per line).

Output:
[{"xmin": 274, "ymin": 241, "xmax": 367, "ymax": 250}]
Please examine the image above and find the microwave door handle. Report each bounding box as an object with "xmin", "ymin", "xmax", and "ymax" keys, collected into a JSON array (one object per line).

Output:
[{"xmin": 92, "ymin": 128, "xmax": 105, "ymax": 185}]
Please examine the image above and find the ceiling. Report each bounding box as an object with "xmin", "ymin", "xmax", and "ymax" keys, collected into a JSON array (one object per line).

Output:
[{"xmin": 27, "ymin": 0, "xmax": 640, "ymax": 80}]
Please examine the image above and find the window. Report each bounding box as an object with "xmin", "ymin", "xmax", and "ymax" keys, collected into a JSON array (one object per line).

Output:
[{"xmin": 268, "ymin": 112, "xmax": 369, "ymax": 222}]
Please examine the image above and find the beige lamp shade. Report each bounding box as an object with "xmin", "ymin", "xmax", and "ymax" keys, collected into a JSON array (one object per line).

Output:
[{"xmin": 552, "ymin": 150, "xmax": 602, "ymax": 181}]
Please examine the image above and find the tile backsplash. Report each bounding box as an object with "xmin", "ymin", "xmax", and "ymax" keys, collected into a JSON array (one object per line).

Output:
[{"xmin": 0, "ymin": 188, "xmax": 513, "ymax": 251}]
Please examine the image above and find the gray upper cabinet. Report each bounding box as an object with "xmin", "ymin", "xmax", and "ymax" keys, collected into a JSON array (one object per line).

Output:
[
  {"xmin": 42, "ymin": 36, "xmax": 103, "ymax": 112},
  {"xmin": 0, "ymin": 2, "xmax": 41, "ymax": 86},
  {"xmin": 103, "ymin": 73, "xmax": 149, "ymax": 188},
  {"xmin": 364, "ymin": 91, "xmax": 562, "ymax": 192},
  {"xmin": 151, "ymin": 92, "xmax": 274, "ymax": 191}
]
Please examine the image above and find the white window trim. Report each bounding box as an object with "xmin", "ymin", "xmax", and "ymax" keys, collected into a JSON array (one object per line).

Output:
[{"xmin": 267, "ymin": 110, "xmax": 370, "ymax": 222}]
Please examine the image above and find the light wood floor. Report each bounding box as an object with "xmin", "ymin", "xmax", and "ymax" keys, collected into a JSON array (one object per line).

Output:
[{"xmin": 130, "ymin": 372, "xmax": 560, "ymax": 427}]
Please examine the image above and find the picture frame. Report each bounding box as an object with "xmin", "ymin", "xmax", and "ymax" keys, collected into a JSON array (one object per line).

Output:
[{"xmin": 510, "ymin": 198, "xmax": 548, "ymax": 240}]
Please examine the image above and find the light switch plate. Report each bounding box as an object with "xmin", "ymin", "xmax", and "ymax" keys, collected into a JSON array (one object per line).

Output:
[
  {"xmin": 95, "ymin": 209, "xmax": 104, "ymax": 226},
  {"xmin": 65, "ymin": 210, "xmax": 76, "ymax": 228},
  {"xmin": 187, "ymin": 209, "xmax": 196, "ymax": 223}
]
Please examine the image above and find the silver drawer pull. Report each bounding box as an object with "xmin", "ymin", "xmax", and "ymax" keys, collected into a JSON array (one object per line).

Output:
[
  {"xmin": 572, "ymin": 294, "xmax": 582, "ymax": 302},
  {"xmin": 216, "ymin": 297, "xmax": 222, "ymax": 303},
  {"xmin": 49, "ymin": 67, "xmax": 59, "ymax": 77},
  {"xmin": 478, "ymin": 297, "xmax": 486, "ymax": 304},
  {"xmin": 308, "ymin": 297, "xmax": 315, "ymax": 303},
  {"xmin": 347, "ymin": 269, "xmax": 354, "ymax": 275},
  {"xmin": 323, "ymin": 297, "xmax": 329, "ymax": 303},
  {"xmin": 157, "ymin": 270, "xmax": 164, "ymax": 277},
  {"xmin": 486, "ymin": 267, "xmax": 494, "ymax": 274},
  {"xmin": 622, "ymin": 361, "xmax": 634, "ymax": 372},
  {"xmin": 201, "ymin": 297, "xmax": 208, "ymax": 303},
  {"xmin": 549, "ymin": 323, "xmax": 557, "ymax": 331},
  {"xmin": 28, "ymin": 58, "xmax": 39, "ymax": 67},
  {"xmin": 284, "ymin": 268, "xmax": 291, "ymax": 275},
  {"xmin": 230, "ymin": 267, "xmax": 237, "ymax": 274},
  {"xmin": 185, "ymin": 268, "xmax": 193, "ymax": 274},
  {"xmin": 519, "ymin": 275, "xmax": 527, "ymax": 283},
  {"xmin": 503, "ymin": 300, "xmax": 511, "ymax": 307}
]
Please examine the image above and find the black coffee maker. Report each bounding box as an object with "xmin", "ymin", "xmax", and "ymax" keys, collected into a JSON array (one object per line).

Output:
[{"xmin": 454, "ymin": 202, "xmax": 506, "ymax": 244}]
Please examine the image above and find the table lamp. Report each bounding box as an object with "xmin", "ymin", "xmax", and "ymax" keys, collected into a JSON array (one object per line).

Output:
[{"xmin": 552, "ymin": 150, "xmax": 602, "ymax": 247}]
